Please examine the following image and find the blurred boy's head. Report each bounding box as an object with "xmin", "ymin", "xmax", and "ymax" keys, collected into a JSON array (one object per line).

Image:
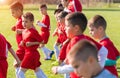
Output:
[
  {"xmin": 56, "ymin": 3, "xmax": 64, "ymax": 10},
  {"xmin": 54, "ymin": 9, "xmax": 63, "ymax": 21},
  {"xmin": 57, "ymin": 11, "xmax": 68, "ymax": 24},
  {"xmin": 39, "ymin": 4, "xmax": 47, "ymax": 15},
  {"xmin": 65, "ymin": 12, "xmax": 87, "ymax": 38},
  {"xmin": 88, "ymin": 15, "xmax": 107, "ymax": 39},
  {"xmin": 67, "ymin": 40, "xmax": 99, "ymax": 77},
  {"xmin": 61, "ymin": 0, "xmax": 69, "ymax": 7},
  {"xmin": 10, "ymin": 1, "xmax": 23, "ymax": 19},
  {"xmin": 22, "ymin": 12, "xmax": 34, "ymax": 29}
]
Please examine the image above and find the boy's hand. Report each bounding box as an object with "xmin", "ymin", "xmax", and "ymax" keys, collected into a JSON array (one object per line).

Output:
[
  {"xmin": 13, "ymin": 60, "xmax": 21, "ymax": 68},
  {"xmin": 52, "ymin": 66, "xmax": 58, "ymax": 74},
  {"xmin": 16, "ymin": 29, "xmax": 22, "ymax": 34},
  {"xmin": 11, "ymin": 26, "xmax": 16, "ymax": 31},
  {"xmin": 19, "ymin": 41, "xmax": 24, "ymax": 47},
  {"xmin": 26, "ymin": 42, "xmax": 32, "ymax": 47}
]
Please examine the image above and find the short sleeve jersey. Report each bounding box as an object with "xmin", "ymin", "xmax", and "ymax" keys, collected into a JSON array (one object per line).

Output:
[
  {"xmin": 41, "ymin": 15, "xmax": 50, "ymax": 32},
  {"xmin": 22, "ymin": 28, "xmax": 43, "ymax": 52}
]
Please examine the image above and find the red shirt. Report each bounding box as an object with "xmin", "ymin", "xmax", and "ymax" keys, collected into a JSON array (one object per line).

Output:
[
  {"xmin": 66, "ymin": 34, "xmax": 101, "ymax": 78},
  {"xmin": 100, "ymin": 38, "xmax": 119, "ymax": 76},
  {"xmin": 22, "ymin": 28, "xmax": 43, "ymax": 53},
  {"xmin": 15, "ymin": 17, "xmax": 24, "ymax": 45},
  {"xmin": 41, "ymin": 15, "xmax": 50, "ymax": 32},
  {"xmin": 68, "ymin": 0, "xmax": 82, "ymax": 12},
  {"xmin": 0, "ymin": 34, "xmax": 11, "ymax": 59}
]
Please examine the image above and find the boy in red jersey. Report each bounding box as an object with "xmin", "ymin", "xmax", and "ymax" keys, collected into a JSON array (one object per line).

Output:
[
  {"xmin": 10, "ymin": 1, "xmax": 25, "ymax": 77},
  {"xmin": 88, "ymin": 15, "xmax": 120, "ymax": 77},
  {"xmin": 36, "ymin": 4, "xmax": 54, "ymax": 60},
  {"xmin": 52, "ymin": 12, "xmax": 108, "ymax": 78},
  {"xmin": 61, "ymin": 0, "xmax": 82, "ymax": 13},
  {"xmin": 18, "ymin": 12, "xmax": 47, "ymax": 78},
  {"xmin": 0, "ymin": 33, "xmax": 20, "ymax": 78},
  {"xmin": 68, "ymin": 40, "xmax": 117, "ymax": 78}
]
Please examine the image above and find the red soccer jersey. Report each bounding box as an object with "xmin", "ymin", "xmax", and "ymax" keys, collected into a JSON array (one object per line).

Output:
[
  {"xmin": 22, "ymin": 28, "xmax": 43, "ymax": 52},
  {"xmin": 0, "ymin": 34, "xmax": 12, "ymax": 78},
  {"xmin": 67, "ymin": 0, "xmax": 82, "ymax": 12},
  {"xmin": 41, "ymin": 15, "xmax": 50, "ymax": 32},
  {"xmin": 66, "ymin": 34, "xmax": 102, "ymax": 78},
  {"xmin": 57, "ymin": 23, "xmax": 67, "ymax": 44},
  {"xmin": 21, "ymin": 28, "xmax": 43, "ymax": 70},
  {"xmin": 15, "ymin": 16, "xmax": 24, "ymax": 45},
  {"xmin": 99, "ymin": 37, "xmax": 119, "ymax": 77}
]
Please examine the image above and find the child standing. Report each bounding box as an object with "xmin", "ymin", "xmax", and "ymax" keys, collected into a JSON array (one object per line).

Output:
[
  {"xmin": 0, "ymin": 33, "xmax": 20, "ymax": 78},
  {"xmin": 36, "ymin": 4, "xmax": 54, "ymax": 60},
  {"xmin": 52, "ymin": 12, "xmax": 108, "ymax": 78},
  {"xmin": 10, "ymin": 1, "xmax": 25, "ymax": 77},
  {"xmin": 18, "ymin": 12, "xmax": 47, "ymax": 78},
  {"xmin": 88, "ymin": 15, "xmax": 120, "ymax": 77},
  {"xmin": 68, "ymin": 40, "xmax": 117, "ymax": 78}
]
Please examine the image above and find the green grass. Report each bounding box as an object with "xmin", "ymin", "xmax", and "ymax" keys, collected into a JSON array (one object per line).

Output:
[{"xmin": 0, "ymin": 4, "xmax": 120, "ymax": 78}]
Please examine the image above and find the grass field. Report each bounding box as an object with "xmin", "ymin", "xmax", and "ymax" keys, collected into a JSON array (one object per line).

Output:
[{"xmin": 0, "ymin": 4, "xmax": 120, "ymax": 78}]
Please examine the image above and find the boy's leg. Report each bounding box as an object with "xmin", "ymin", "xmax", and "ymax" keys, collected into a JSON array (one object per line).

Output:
[
  {"xmin": 35, "ymin": 67, "xmax": 47, "ymax": 78},
  {"xmin": 54, "ymin": 42, "xmax": 60, "ymax": 60},
  {"xmin": 41, "ymin": 44, "xmax": 54, "ymax": 60},
  {"xmin": 18, "ymin": 67, "xmax": 27, "ymax": 78}
]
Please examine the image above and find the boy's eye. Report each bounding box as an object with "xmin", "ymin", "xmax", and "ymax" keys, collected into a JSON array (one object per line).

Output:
[{"xmin": 73, "ymin": 65, "xmax": 79, "ymax": 69}]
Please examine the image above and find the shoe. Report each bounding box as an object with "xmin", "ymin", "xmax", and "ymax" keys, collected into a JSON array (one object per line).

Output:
[
  {"xmin": 44, "ymin": 58, "xmax": 51, "ymax": 60},
  {"xmin": 50, "ymin": 51, "xmax": 54, "ymax": 58}
]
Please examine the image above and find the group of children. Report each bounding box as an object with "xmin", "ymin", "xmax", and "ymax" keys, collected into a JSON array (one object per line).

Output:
[{"xmin": 0, "ymin": 0, "xmax": 119, "ymax": 78}]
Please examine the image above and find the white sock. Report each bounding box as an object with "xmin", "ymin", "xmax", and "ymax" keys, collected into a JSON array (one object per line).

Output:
[
  {"xmin": 64, "ymin": 73, "xmax": 70, "ymax": 78},
  {"xmin": 35, "ymin": 68, "xmax": 47, "ymax": 78},
  {"xmin": 18, "ymin": 69, "xmax": 25, "ymax": 78},
  {"xmin": 15, "ymin": 67, "xmax": 20, "ymax": 78},
  {"xmin": 54, "ymin": 45, "xmax": 59, "ymax": 60},
  {"xmin": 41, "ymin": 47, "xmax": 49, "ymax": 58}
]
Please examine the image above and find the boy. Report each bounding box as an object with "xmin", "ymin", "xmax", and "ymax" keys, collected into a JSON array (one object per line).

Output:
[
  {"xmin": 10, "ymin": 1, "xmax": 25, "ymax": 77},
  {"xmin": 18, "ymin": 12, "xmax": 47, "ymax": 78},
  {"xmin": 52, "ymin": 12, "xmax": 108, "ymax": 78},
  {"xmin": 61, "ymin": 0, "xmax": 82, "ymax": 13},
  {"xmin": 68, "ymin": 40, "xmax": 117, "ymax": 78},
  {"xmin": 36, "ymin": 4, "xmax": 54, "ymax": 60},
  {"xmin": 88, "ymin": 15, "xmax": 120, "ymax": 77},
  {"xmin": 0, "ymin": 33, "xmax": 20, "ymax": 78}
]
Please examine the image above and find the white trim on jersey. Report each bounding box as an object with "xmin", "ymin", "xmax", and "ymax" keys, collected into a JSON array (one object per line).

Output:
[
  {"xmin": 72, "ymin": 0, "xmax": 77, "ymax": 12},
  {"xmin": 6, "ymin": 43, "xmax": 8, "ymax": 57}
]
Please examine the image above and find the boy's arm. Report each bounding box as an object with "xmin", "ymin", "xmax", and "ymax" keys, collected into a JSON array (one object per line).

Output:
[
  {"xmin": 52, "ymin": 64, "xmax": 74, "ymax": 74},
  {"xmin": 16, "ymin": 29, "xmax": 24, "ymax": 34},
  {"xmin": 36, "ymin": 21, "xmax": 47, "ymax": 28},
  {"xmin": 8, "ymin": 48, "xmax": 21, "ymax": 66},
  {"xmin": 98, "ymin": 46, "xmax": 108, "ymax": 68},
  {"xmin": 25, "ymin": 41, "xmax": 44, "ymax": 47}
]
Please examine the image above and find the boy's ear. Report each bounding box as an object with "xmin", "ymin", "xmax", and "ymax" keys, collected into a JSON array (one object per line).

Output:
[
  {"xmin": 88, "ymin": 56, "xmax": 95, "ymax": 64},
  {"xmin": 74, "ymin": 25, "xmax": 81, "ymax": 32},
  {"xmin": 98, "ymin": 26, "xmax": 104, "ymax": 32}
]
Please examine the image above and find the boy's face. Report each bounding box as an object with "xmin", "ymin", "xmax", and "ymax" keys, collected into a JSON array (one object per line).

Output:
[
  {"xmin": 65, "ymin": 20, "xmax": 75, "ymax": 38},
  {"xmin": 61, "ymin": 0, "xmax": 69, "ymax": 7},
  {"xmin": 22, "ymin": 17, "xmax": 33, "ymax": 29},
  {"xmin": 88, "ymin": 20, "xmax": 100, "ymax": 39},
  {"xmin": 69, "ymin": 58, "xmax": 91, "ymax": 78},
  {"xmin": 10, "ymin": 9, "xmax": 21, "ymax": 19},
  {"xmin": 40, "ymin": 8, "xmax": 46, "ymax": 15}
]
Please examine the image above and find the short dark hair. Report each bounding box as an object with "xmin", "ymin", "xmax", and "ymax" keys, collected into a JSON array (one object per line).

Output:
[
  {"xmin": 40, "ymin": 4, "xmax": 47, "ymax": 9},
  {"xmin": 92, "ymin": 15, "xmax": 107, "ymax": 30},
  {"xmin": 22, "ymin": 12, "xmax": 34, "ymax": 21},
  {"xmin": 54, "ymin": 9, "xmax": 63, "ymax": 15},
  {"xmin": 10, "ymin": 1, "xmax": 23, "ymax": 11},
  {"xmin": 58, "ymin": 11, "xmax": 68, "ymax": 19},
  {"xmin": 68, "ymin": 40, "xmax": 98, "ymax": 62},
  {"xmin": 66, "ymin": 12, "xmax": 87, "ymax": 33}
]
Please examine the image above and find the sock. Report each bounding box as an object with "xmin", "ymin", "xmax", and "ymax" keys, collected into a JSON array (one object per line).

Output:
[
  {"xmin": 54, "ymin": 45, "xmax": 59, "ymax": 60},
  {"xmin": 18, "ymin": 69, "xmax": 25, "ymax": 78},
  {"xmin": 41, "ymin": 47, "xmax": 50, "ymax": 59},
  {"xmin": 15, "ymin": 67, "xmax": 20, "ymax": 78},
  {"xmin": 35, "ymin": 68, "xmax": 47, "ymax": 78},
  {"xmin": 64, "ymin": 73, "xmax": 70, "ymax": 78}
]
